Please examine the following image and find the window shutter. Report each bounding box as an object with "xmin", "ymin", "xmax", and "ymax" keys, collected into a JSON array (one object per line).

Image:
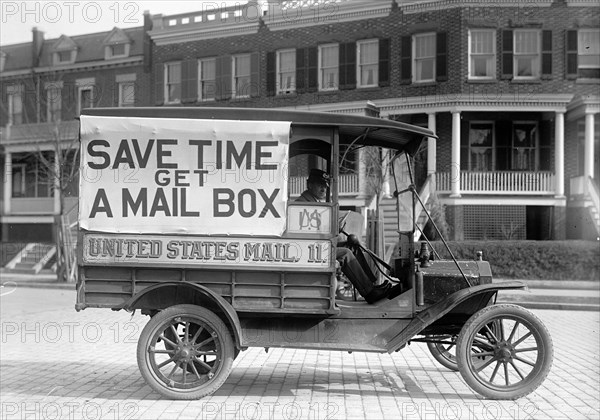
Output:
[
  {"xmin": 296, "ymin": 48, "xmax": 306, "ymax": 93},
  {"xmin": 400, "ymin": 35, "xmax": 412, "ymax": 84},
  {"xmin": 181, "ymin": 60, "xmax": 198, "ymax": 103},
  {"xmin": 250, "ymin": 52, "xmax": 260, "ymax": 97},
  {"xmin": 215, "ymin": 56, "xmax": 231, "ymax": 101},
  {"xmin": 339, "ymin": 42, "xmax": 356, "ymax": 90},
  {"xmin": 266, "ymin": 51, "xmax": 276, "ymax": 96},
  {"xmin": 378, "ymin": 38, "xmax": 390, "ymax": 87},
  {"xmin": 501, "ymin": 29, "xmax": 513, "ymax": 79},
  {"xmin": 541, "ymin": 30, "xmax": 553, "ymax": 78},
  {"xmin": 566, "ymin": 29, "xmax": 578, "ymax": 79},
  {"xmin": 154, "ymin": 63, "xmax": 164, "ymax": 105},
  {"xmin": 307, "ymin": 47, "xmax": 318, "ymax": 92},
  {"xmin": 436, "ymin": 32, "xmax": 448, "ymax": 82}
]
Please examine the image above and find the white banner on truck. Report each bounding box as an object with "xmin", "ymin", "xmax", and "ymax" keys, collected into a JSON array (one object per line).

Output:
[{"xmin": 79, "ymin": 116, "xmax": 291, "ymax": 236}]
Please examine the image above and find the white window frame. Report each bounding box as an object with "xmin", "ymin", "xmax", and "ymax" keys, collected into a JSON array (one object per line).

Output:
[
  {"xmin": 468, "ymin": 29, "xmax": 496, "ymax": 80},
  {"xmin": 578, "ymin": 28, "xmax": 600, "ymax": 78},
  {"xmin": 105, "ymin": 43, "xmax": 130, "ymax": 59},
  {"xmin": 276, "ymin": 49, "xmax": 296, "ymax": 95},
  {"xmin": 46, "ymin": 84, "xmax": 62, "ymax": 122},
  {"xmin": 512, "ymin": 121, "xmax": 538, "ymax": 171},
  {"xmin": 318, "ymin": 43, "xmax": 339, "ymax": 91},
  {"xmin": 413, "ymin": 33, "xmax": 436, "ymax": 83},
  {"xmin": 11, "ymin": 163, "xmax": 26, "ymax": 197},
  {"xmin": 7, "ymin": 85, "xmax": 23, "ymax": 125},
  {"xmin": 118, "ymin": 82, "xmax": 135, "ymax": 107},
  {"xmin": 356, "ymin": 39, "xmax": 379, "ymax": 88},
  {"xmin": 77, "ymin": 86, "xmax": 94, "ymax": 115},
  {"xmin": 54, "ymin": 50, "xmax": 75, "ymax": 65},
  {"xmin": 164, "ymin": 62, "xmax": 182, "ymax": 104},
  {"xmin": 468, "ymin": 121, "xmax": 495, "ymax": 171},
  {"xmin": 513, "ymin": 29, "xmax": 541, "ymax": 80},
  {"xmin": 232, "ymin": 54, "xmax": 251, "ymax": 99},
  {"xmin": 198, "ymin": 57, "xmax": 216, "ymax": 102}
]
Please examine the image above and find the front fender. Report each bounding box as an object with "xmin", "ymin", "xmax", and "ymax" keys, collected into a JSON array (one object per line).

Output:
[
  {"xmin": 122, "ymin": 281, "xmax": 243, "ymax": 349},
  {"xmin": 385, "ymin": 281, "xmax": 525, "ymax": 353}
]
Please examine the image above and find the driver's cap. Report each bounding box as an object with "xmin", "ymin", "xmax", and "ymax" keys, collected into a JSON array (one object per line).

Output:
[{"xmin": 308, "ymin": 169, "xmax": 331, "ymax": 187}]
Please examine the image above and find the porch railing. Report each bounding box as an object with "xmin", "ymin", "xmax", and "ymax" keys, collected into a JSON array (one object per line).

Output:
[
  {"xmin": 436, "ymin": 171, "xmax": 555, "ymax": 195},
  {"xmin": 289, "ymin": 174, "xmax": 360, "ymax": 196}
]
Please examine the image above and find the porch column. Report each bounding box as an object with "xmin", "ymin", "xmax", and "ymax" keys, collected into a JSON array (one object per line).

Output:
[
  {"xmin": 53, "ymin": 149, "xmax": 61, "ymax": 214},
  {"xmin": 554, "ymin": 111, "xmax": 565, "ymax": 197},
  {"xmin": 450, "ymin": 111, "xmax": 461, "ymax": 197},
  {"xmin": 584, "ymin": 112, "xmax": 596, "ymax": 179},
  {"xmin": 3, "ymin": 152, "xmax": 12, "ymax": 215},
  {"xmin": 427, "ymin": 113, "xmax": 437, "ymax": 189}
]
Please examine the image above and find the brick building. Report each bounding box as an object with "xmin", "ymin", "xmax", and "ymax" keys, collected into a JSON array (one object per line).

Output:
[
  {"xmin": 146, "ymin": 0, "xmax": 599, "ymax": 242},
  {"xmin": 0, "ymin": 15, "xmax": 153, "ymax": 247},
  {"xmin": 1, "ymin": 0, "xmax": 598, "ymax": 266}
]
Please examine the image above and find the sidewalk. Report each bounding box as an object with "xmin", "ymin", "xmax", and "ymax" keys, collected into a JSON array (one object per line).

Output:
[{"xmin": 1, "ymin": 271, "xmax": 598, "ymax": 311}]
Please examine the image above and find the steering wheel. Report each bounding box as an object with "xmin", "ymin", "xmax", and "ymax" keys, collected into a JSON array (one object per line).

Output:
[{"xmin": 338, "ymin": 211, "xmax": 351, "ymax": 235}]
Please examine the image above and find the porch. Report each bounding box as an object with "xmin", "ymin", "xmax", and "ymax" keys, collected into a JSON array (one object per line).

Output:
[{"xmin": 436, "ymin": 171, "xmax": 556, "ymax": 195}]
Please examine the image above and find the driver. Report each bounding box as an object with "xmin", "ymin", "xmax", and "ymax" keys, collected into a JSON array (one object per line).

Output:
[{"xmin": 296, "ymin": 169, "xmax": 391, "ymax": 304}]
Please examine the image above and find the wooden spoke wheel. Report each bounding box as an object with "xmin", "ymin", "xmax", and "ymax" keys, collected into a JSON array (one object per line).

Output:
[
  {"xmin": 427, "ymin": 335, "xmax": 459, "ymax": 371},
  {"xmin": 137, "ymin": 305, "xmax": 234, "ymax": 400},
  {"xmin": 456, "ymin": 304, "xmax": 553, "ymax": 400}
]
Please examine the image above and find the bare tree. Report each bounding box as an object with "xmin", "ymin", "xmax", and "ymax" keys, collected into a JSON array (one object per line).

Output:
[{"xmin": 35, "ymin": 124, "xmax": 80, "ymax": 282}]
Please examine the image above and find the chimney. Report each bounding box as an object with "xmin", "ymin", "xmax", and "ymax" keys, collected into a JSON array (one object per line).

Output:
[
  {"xmin": 32, "ymin": 27, "xmax": 44, "ymax": 67},
  {"xmin": 143, "ymin": 10, "xmax": 152, "ymax": 72}
]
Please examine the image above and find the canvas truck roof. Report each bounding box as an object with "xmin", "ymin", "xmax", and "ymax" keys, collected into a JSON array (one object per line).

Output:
[{"xmin": 80, "ymin": 107, "xmax": 436, "ymax": 156}]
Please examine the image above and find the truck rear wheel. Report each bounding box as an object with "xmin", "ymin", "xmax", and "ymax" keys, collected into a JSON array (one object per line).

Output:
[
  {"xmin": 456, "ymin": 304, "xmax": 553, "ymax": 400},
  {"xmin": 137, "ymin": 304, "xmax": 234, "ymax": 400}
]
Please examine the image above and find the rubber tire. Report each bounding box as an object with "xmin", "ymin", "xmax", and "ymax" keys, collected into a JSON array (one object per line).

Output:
[
  {"xmin": 456, "ymin": 304, "xmax": 553, "ymax": 400},
  {"xmin": 427, "ymin": 338, "xmax": 459, "ymax": 371},
  {"xmin": 137, "ymin": 304, "xmax": 235, "ymax": 400}
]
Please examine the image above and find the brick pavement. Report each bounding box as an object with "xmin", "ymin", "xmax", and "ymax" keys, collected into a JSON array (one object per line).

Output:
[{"xmin": 0, "ymin": 288, "xmax": 598, "ymax": 420}]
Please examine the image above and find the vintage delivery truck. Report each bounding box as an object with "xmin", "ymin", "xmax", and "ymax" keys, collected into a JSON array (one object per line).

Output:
[{"xmin": 75, "ymin": 107, "xmax": 552, "ymax": 400}]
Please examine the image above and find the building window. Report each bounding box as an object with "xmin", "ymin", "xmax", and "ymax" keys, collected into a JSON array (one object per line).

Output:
[
  {"xmin": 512, "ymin": 122, "xmax": 537, "ymax": 171},
  {"xmin": 319, "ymin": 44, "xmax": 339, "ymax": 91},
  {"xmin": 468, "ymin": 122, "xmax": 494, "ymax": 171},
  {"xmin": 578, "ymin": 29, "xmax": 600, "ymax": 79},
  {"xmin": 7, "ymin": 86, "xmax": 23, "ymax": 125},
  {"xmin": 11, "ymin": 153, "xmax": 53, "ymax": 198},
  {"xmin": 513, "ymin": 30, "xmax": 540, "ymax": 79},
  {"xmin": 11, "ymin": 164, "xmax": 26, "ymax": 197},
  {"xmin": 77, "ymin": 86, "xmax": 94, "ymax": 114},
  {"xmin": 198, "ymin": 58, "xmax": 216, "ymax": 101},
  {"xmin": 109, "ymin": 44, "xmax": 126, "ymax": 57},
  {"xmin": 469, "ymin": 30, "xmax": 496, "ymax": 79},
  {"xmin": 55, "ymin": 50, "xmax": 74, "ymax": 64},
  {"xmin": 413, "ymin": 33, "xmax": 436, "ymax": 83},
  {"xmin": 118, "ymin": 82, "xmax": 135, "ymax": 107},
  {"xmin": 357, "ymin": 39, "xmax": 378, "ymax": 87},
  {"xmin": 233, "ymin": 54, "xmax": 251, "ymax": 98},
  {"xmin": 46, "ymin": 85, "xmax": 62, "ymax": 122},
  {"xmin": 164, "ymin": 62, "xmax": 182, "ymax": 103},
  {"xmin": 277, "ymin": 49, "xmax": 296, "ymax": 94}
]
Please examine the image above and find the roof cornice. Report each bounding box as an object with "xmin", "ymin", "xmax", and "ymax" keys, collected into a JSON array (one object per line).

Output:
[
  {"xmin": 264, "ymin": 1, "xmax": 393, "ymax": 31},
  {"xmin": 401, "ymin": 0, "xmax": 554, "ymax": 14},
  {"xmin": 0, "ymin": 56, "xmax": 143, "ymax": 78}
]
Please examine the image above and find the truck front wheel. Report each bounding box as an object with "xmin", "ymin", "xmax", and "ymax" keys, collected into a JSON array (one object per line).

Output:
[{"xmin": 137, "ymin": 304, "xmax": 235, "ymax": 400}]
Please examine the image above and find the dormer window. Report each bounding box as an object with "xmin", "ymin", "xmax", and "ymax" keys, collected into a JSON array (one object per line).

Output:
[
  {"xmin": 103, "ymin": 28, "xmax": 131, "ymax": 60},
  {"xmin": 52, "ymin": 35, "xmax": 77, "ymax": 65},
  {"xmin": 110, "ymin": 44, "xmax": 126, "ymax": 57},
  {"xmin": 57, "ymin": 50, "xmax": 73, "ymax": 63}
]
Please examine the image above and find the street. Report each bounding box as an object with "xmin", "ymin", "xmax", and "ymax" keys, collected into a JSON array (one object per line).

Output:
[{"xmin": 1, "ymin": 287, "xmax": 598, "ymax": 420}]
